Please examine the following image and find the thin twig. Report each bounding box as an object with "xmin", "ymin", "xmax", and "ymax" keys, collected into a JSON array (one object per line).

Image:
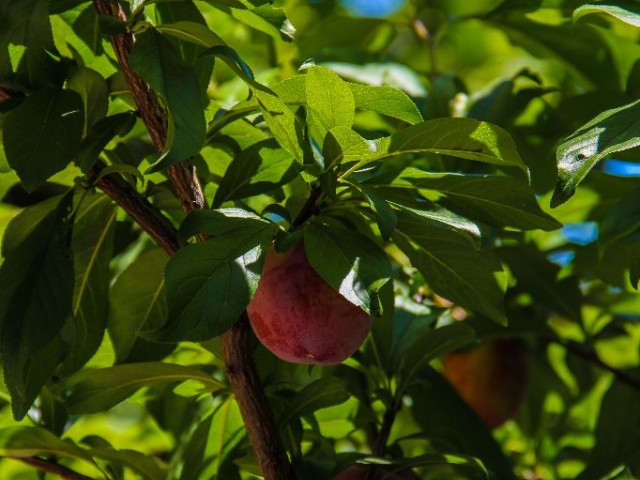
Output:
[
  {"xmin": 13, "ymin": 457, "xmax": 94, "ymax": 480},
  {"xmin": 541, "ymin": 336, "xmax": 640, "ymax": 391}
]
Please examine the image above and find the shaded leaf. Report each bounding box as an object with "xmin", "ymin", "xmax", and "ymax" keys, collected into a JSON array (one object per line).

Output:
[
  {"xmin": 213, "ymin": 139, "xmax": 298, "ymax": 207},
  {"xmin": 0, "ymin": 193, "xmax": 75, "ymax": 419},
  {"xmin": 59, "ymin": 193, "xmax": 116, "ymax": 376},
  {"xmin": 130, "ymin": 28, "xmax": 205, "ymax": 170},
  {"xmin": 66, "ymin": 362, "xmax": 225, "ymax": 414},
  {"xmin": 3, "ymin": 90, "xmax": 83, "ymax": 191},
  {"xmin": 67, "ymin": 66, "xmax": 109, "ymax": 137},
  {"xmin": 109, "ymin": 248, "xmax": 172, "ymax": 364},
  {"xmin": 577, "ymin": 378, "xmax": 640, "ymax": 479},
  {"xmin": 393, "ymin": 210, "xmax": 507, "ymax": 324},
  {"xmin": 400, "ymin": 170, "xmax": 561, "ymax": 231},
  {"xmin": 280, "ymin": 377, "xmax": 350, "ymax": 426},
  {"xmin": 148, "ymin": 213, "xmax": 276, "ymax": 341},
  {"xmin": 304, "ymin": 219, "xmax": 392, "ymax": 316}
]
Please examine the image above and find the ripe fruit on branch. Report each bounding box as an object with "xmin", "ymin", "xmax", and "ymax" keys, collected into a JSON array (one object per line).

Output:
[
  {"xmin": 442, "ymin": 338, "xmax": 528, "ymax": 429},
  {"xmin": 331, "ymin": 465, "xmax": 420, "ymax": 480},
  {"xmin": 247, "ymin": 242, "xmax": 372, "ymax": 365}
]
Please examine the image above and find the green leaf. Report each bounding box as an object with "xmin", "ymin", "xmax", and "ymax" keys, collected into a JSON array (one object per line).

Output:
[
  {"xmin": 323, "ymin": 126, "xmax": 378, "ymax": 168},
  {"xmin": 574, "ymin": 2, "xmax": 640, "ymax": 27},
  {"xmin": 346, "ymin": 182, "xmax": 396, "ymax": 240},
  {"xmin": 67, "ymin": 66, "xmax": 109, "ymax": 137},
  {"xmin": 577, "ymin": 378, "xmax": 640, "ymax": 480},
  {"xmin": 86, "ymin": 443, "xmax": 166, "ymax": 480},
  {"xmin": 213, "ymin": 139, "xmax": 299, "ymax": 207},
  {"xmin": 198, "ymin": 397, "xmax": 245, "ymax": 479},
  {"xmin": 109, "ymin": 248, "xmax": 173, "ymax": 363},
  {"xmin": 59, "ymin": 193, "xmax": 116, "ymax": 376},
  {"xmin": 230, "ymin": 5, "xmax": 293, "ymax": 41},
  {"xmin": 409, "ymin": 368, "xmax": 517, "ymax": 479},
  {"xmin": 252, "ymin": 88, "xmax": 304, "ymax": 162},
  {"xmin": 348, "ymin": 82, "xmax": 423, "ymax": 125},
  {"xmin": 381, "ymin": 118, "xmax": 526, "ymax": 170},
  {"xmin": 400, "ymin": 170, "xmax": 561, "ymax": 231},
  {"xmin": 0, "ymin": 193, "xmax": 75, "ymax": 418},
  {"xmin": 304, "ymin": 220, "xmax": 392, "ymax": 316},
  {"xmin": 3, "ymin": 89, "xmax": 83, "ymax": 191},
  {"xmin": 280, "ymin": 376, "xmax": 350, "ymax": 426},
  {"xmin": 66, "ymin": 362, "xmax": 225, "ymax": 414},
  {"xmin": 148, "ymin": 213, "xmax": 276, "ymax": 341},
  {"xmin": 75, "ymin": 112, "xmax": 137, "ymax": 171},
  {"xmin": 305, "ymin": 65, "xmax": 355, "ymax": 140},
  {"xmin": 130, "ymin": 28, "xmax": 205, "ymax": 170},
  {"xmin": 393, "ymin": 210, "xmax": 507, "ymax": 324},
  {"xmin": 552, "ymin": 99, "xmax": 640, "ymax": 207},
  {"xmin": 499, "ymin": 246, "xmax": 582, "ymax": 322},
  {"xmin": 177, "ymin": 208, "xmax": 273, "ymax": 244},
  {"xmin": 0, "ymin": 426, "xmax": 100, "ymax": 472},
  {"xmin": 156, "ymin": 20, "xmax": 225, "ymax": 48},
  {"xmin": 398, "ymin": 323, "xmax": 476, "ymax": 390},
  {"xmin": 0, "ymin": 0, "xmax": 53, "ymax": 49}
]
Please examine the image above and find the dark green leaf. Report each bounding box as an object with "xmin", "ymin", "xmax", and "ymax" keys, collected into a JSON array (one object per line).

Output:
[
  {"xmin": 149, "ymin": 213, "xmax": 276, "ymax": 341},
  {"xmin": 280, "ymin": 377, "xmax": 350, "ymax": 426},
  {"xmin": 86, "ymin": 444, "xmax": 166, "ymax": 480},
  {"xmin": 393, "ymin": 210, "xmax": 507, "ymax": 324},
  {"xmin": 130, "ymin": 28, "xmax": 205, "ymax": 170},
  {"xmin": 0, "ymin": 426, "xmax": 100, "ymax": 473},
  {"xmin": 398, "ymin": 323, "xmax": 476, "ymax": 390},
  {"xmin": 0, "ymin": 0, "xmax": 53, "ymax": 49},
  {"xmin": 67, "ymin": 66, "xmax": 109, "ymax": 137},
  {"xmin": 109, "ymin": 248, "xmax": 173, "ymax": 363},
  {"xmin": 75, "ymin": 112, "xmax": 137, "ymax": 171},
  {"xmin": 304, "ymin": 220, "xmax": 392, "ymax": 316},
  {"xmin": 499, "ymin": 246, "xmax": 582, "ymax": 322},
  {"xmin": 0, "ymin": 193, "xmax": 75, "ymax": 418},
  {"xmin": 552, "ymin": 99, "xmax": 640, "ymax": 207},
  {"xmin": 400, "ymin": 170, "xmax": 561, "ymax": 231},
  {"xmin": 577, "ymin": 378, "xmax": 640, "ymax": 479},
  {"xmin": 347, "ymin": 182, "xmax": 396, "ymax": 240},
  {"xmin": 66, "ymin": 362, "xmax": 225, "ymax": 414},
  {"xmin": 409, "ymin": 368, "xmax": 517, "ymax": 479},
  {"xmin": 59, "ymin": 193, "xmax": 116, "ymax": 376},
  {"xmin": 3, "ymin": 89, "xmax": 83, "ymax": 191},
  {"xmin": 213, "ymin": 139, "xmax": 298, "ymax": 207}
]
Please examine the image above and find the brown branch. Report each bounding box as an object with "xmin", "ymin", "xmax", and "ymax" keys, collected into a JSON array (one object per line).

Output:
[
  {"xmin": 541, "ymin": 337, "xmax": 640, "ymax": 391},
  {"xmin": 90, "ymin": 160, "xmax": 179, "ymax": 254},
  {"xmin": 90, "ymin": 2, "xmax": 295, "ymax": 479},
  {"xmin": 13, "ymin": 456, "xmax": 94, "ymax": 480}
]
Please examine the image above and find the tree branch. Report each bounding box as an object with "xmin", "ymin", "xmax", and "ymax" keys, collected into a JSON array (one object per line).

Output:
[
  {"xmin": 13, "ymin": 456, "xmax": 94, "ymax": 480},
  {"xmin": 541, "ymin": 336, "xmax": 640, "ymax": 391},
  {"xmin": 90, "ymin": 2, "xmax": 295, "ymax": 479}
]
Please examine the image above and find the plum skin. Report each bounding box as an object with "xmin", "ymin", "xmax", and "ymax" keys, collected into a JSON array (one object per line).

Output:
[
  {"xmin": 247, "ymin": 243, "xmax": 372, "ymax": 365},
  {"xmin": 442, "ymin": 339, "xmax": 528, "ymax": 428}
]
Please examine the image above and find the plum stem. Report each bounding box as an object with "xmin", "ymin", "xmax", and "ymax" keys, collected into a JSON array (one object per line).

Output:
[
  {"xmin": 88, "ymin": 2, "xmax": 296, "ymax": 479},
  {"xmin": 292, "ymin": 185, "xmax": 322, "ymax": 229}
]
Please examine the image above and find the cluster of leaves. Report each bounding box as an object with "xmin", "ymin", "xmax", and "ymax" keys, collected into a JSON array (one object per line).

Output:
[{"xmin": 1, "ymin": 0, "xmax": 640, "ymax": 479}]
